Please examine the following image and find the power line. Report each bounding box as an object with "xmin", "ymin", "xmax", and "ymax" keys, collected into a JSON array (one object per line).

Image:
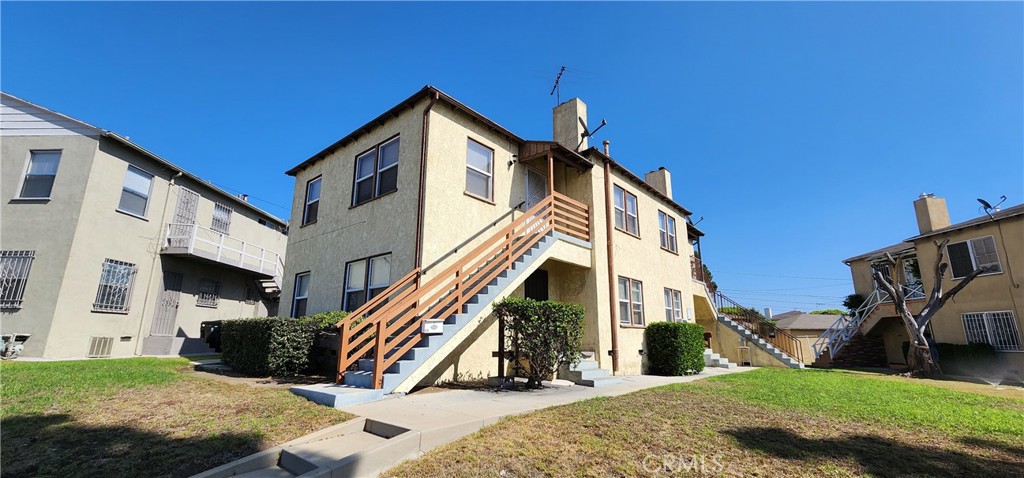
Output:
[
  {"xmin": 718, "ymin": 289, "xmax": 846, "ymax": 299},
  {"xmin": 714, "ymin": 271, "xmax": 849, "ymax": 281}
]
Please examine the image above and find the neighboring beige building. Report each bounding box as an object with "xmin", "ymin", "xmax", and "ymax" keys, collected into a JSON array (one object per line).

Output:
[
  {"xmin": 281, "ymin": 86, "xmax": 801, "ymax": 401},
  {"xmin": 772, "ymin": 311, "xmax": 840, "ymax": 365},
  {"xmin": 0, "ymin": 92, "xmax": 288, "ymax": 358},
  {"xmin": 820, "ymin": 194, "xmax": 1023, "ymax": 378}
]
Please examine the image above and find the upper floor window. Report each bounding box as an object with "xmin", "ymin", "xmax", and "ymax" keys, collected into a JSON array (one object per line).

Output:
[
  {"xmin": 343, "ymin": 254, "xmax": 392, "ymax": 311},
  {"xmin": 353, "ymin": 136, "xmax": 399, "ymax": 206},
  {"xmin": 92, "ymin": 258, "xmax": 138, "ymax": 313},
  {"xmin": 466, "ymin": 139, "xmax": 494, "ymax": 201},
  {"xmin": 197, "ymin": 279, "xmax": 221, "ymax": 308},
  {"xmin": 963, "ymin": 311, "xmax": 1021, "ymax": 351},
  {"xmin": 1, "ymin": 250, "xmax": 35, "ymax": 309},
  {"xmin": 20, "ymin": 151, "xmax": 61, "ymax": 199},
  {"xmin": 618, "ymin": 276, "xmax": 644, "ymax": 326},
  {"xmin": 658, "ymin": 211, "xmax": 677, "ymax": 253},
  {"xmin": 303, "ymin": 176, "xmax": 321, "ymax": 225},
  {"xmin": 664, "ymin": 288, "xmax": 683, "ymax": 322},
  {"xmin": 118, "ymin": 166, "xmax": 154, "ymax": 218},
  {"xmin": 292, "ymin": 272, "xmax": 310, "ymax": 317},
  {"xmin": 212, "ymin": 203, "xmax": 232, "ymax": 234},
  {"xmin": 613, "ymin": 185, "xmax": 639, "ymax": 236},
  {"xmin": 947, "ymin": 236, "xmax": 1002, "ymax": 279}
]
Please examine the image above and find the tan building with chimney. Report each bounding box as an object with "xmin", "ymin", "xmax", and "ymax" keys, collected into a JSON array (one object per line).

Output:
[
  {"xmin": 281, "ymin": 86, "xmax": 804, "ymax": 405},
  {"xmin": 819, "ymin": 194, "xmax": 1024, "ymax": 380},
  {"xmin": 1, "ymin": 92, "xmax": 288, "ymax": 358}
]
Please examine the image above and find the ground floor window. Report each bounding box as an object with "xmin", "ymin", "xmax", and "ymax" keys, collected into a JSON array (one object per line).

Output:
[
  {"xmin": 664, "ymin": 288, "xmax": 683, "ymax": 322},
  {"xmin": 344, "ymin": 253, "xmax": 392, "ymax": 311},
  {"xmin": 962, "ymin": 311, "xmax": 1021, "ymax": 351},
  {"xmin": 196, "ymin": 279, "xmax": 221, "ymax": 308},
  {"xmin": 93, "ymin": 259, "xmax": 138, "ymax": 313},
  {"xmin": 618, "ymin": 276, "xmax": 644, "ymax": 326},
  {"xmin": 0, "ymin": 250, "xmax": 35, "ymax": 309},
  {"xmin": 292, "ymin": 272, "xmax": 310, "ymax": 317}
]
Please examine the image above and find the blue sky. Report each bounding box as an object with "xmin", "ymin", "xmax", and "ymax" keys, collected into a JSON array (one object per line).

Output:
[{"xmin": 3, "ymin": 2, "xmax": 1021, "ymax": 313}]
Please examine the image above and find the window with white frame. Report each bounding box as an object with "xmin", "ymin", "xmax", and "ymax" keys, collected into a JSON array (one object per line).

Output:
[
  {"xmin": 1, "ymin": 251, "xmax": 35, "ymax": 309},
  {"xmin": 962, "ymin": 311, "xmax": 1021, "ymax": 351},
  {"xmin": 618, "ymin": 276, "xmax": 644, "ymax": 326},
  {"xmin": 118, "ymin": 166, "xmax": 154, "ymax": 217},
  {"xmin": 947, "ymin": 236, "xmax": 1002, "ymax": 279},
  {"xmin": 664, "ymin": 288, "xmax": 683, "ymax": 322},
  {"xmin": 613, "ymin": 185, "xmax": 639, "ymax": 236},
  {"xmin": 92, "ymin": 259, "xmax": 138, "ymax": 313},
  {"xmin": 465, "ymin": 139, "xmax": 494, "ymax": 201},
  {"xmin": 343, "ymin": 254, "xmax": 392, "ymax": 311},
  {"xmin": 353, "ymin": 136, "xmax": 400, "ymax": 206},
  {"xmin": 20, "ymin": 151, "xmax": 61, "ymax": 199},
  {"xmin": 197, "ymin": 279, "xmax": 221, "ymax": 308},
  {"xmin": 302, "ymin": 176, "xmax": 321, "ymax": 225},
  {"xmin": 658, "ymin": 211, "xmax": 678, "ymax": 253},
  {"xmin": 211, "ymin": 203, "xmax": 232, "ymax": 234},
  {"xmin": 292, "ymin": 272, "xmax": 310, "ymax": 317}
]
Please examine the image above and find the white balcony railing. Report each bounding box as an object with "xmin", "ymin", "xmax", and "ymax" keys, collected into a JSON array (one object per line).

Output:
[{"xmin": 163, "ymin": 223, "xmax": 281, "ymax": 278}]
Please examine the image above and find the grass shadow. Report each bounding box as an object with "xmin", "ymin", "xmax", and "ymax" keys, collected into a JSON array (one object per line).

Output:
[
  {"xmin": 725, "ymin": 427, "xmax": 1024, "ymax": 478},
  {"xmin": 1, "ymin": 413, "xmax": 265, "ymax": 478}
]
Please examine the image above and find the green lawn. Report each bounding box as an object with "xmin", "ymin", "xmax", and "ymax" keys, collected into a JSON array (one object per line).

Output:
[
  {"xmin": 384, "ymin": 368, "xmax": 1024, "ymax": 478},
  {"xmin": 1, "ymin": 358, "xmax": 350, "ymax": 478}
]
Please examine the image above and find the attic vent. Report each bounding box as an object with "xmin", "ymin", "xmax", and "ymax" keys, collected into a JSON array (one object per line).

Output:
[{"xmin": 88, "ymin": 336, "xmax": 114, "ymax": 358}]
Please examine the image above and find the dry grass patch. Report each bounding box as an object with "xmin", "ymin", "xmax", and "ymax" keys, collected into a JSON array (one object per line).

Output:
[
  {"xmin": 1, "ymin": 358, "xmax": 350, "ymax": 478},
  {"xmin": 384, "ymin": 369, "xmax": 1024, "ymax": 478}
]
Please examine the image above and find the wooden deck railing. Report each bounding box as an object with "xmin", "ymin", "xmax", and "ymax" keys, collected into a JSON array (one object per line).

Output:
[{"xmin": 335, "ymin": 192, "xmax": 590, "ymax": 388}]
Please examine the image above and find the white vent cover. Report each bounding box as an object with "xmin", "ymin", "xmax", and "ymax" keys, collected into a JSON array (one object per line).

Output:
[
  {"xmin": 88, "ymin": 336, "xmax": 114, "ymax": 357},
  {"xmin": 421, "ymin": 319, "xmax": 444, "ymax": 335}
]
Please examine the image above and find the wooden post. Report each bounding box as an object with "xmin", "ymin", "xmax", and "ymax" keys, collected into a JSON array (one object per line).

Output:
[
  {"xmin": 547, "ymin": 151, "xmax": 555, "ymax": 195},
  {"xmin": 336, "ymin": 322, "xmax": 348, "ymax": 383},
  {"xmin": 373, "ymin": 321, "xmax": 386, "ymax": 389}
]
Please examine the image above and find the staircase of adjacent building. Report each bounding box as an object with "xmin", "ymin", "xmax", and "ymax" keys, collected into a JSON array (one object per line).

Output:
[
  {"xmin": 711, "ymin": 291, "xmax": 805, "ymax": 369},
  {"xmin": 704, "ymin": 349, "xmax": 737, "ymax": 369},
  {"xmin": 332, "ymin": 193, "xmax": 591, "ymax": 395},
  {"xmin": 811, "ymin": 288, "xmax": 891, "ymax": 362},
  {"xmin": 814, "ymin": 330, "xmax": 888, "ymax": 369}
]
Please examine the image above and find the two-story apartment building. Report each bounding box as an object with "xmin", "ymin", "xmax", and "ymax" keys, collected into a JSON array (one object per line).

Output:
[
  {"xmin": 821, "ymin": 194, "xmax": 1023, "ymax": 378},
  {"xmin": 281, "ymin": 85, "xmax": 788, "ymax": 402},
  {"xmin": 0, "ymin": 92, "xmax": 288, "ymax": 358}
]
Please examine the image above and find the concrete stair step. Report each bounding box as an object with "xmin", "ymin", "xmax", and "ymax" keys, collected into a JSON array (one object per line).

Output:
[{"xmin": 581, "ymin": 376, "xmax": 623, "ymax": 387}]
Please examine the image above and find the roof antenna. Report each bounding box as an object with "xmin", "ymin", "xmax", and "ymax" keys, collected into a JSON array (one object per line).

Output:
[
  {"xmin": 977, "ymin": 195, "xmax": 1007, "ymax": 219},
  {"xmin": 550, "ymin": 66, "xmax": 566, "ymax": 104}
]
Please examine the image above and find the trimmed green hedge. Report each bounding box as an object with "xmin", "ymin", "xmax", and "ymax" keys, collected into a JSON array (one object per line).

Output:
[
  {"xmin": 645, "ymin": 322, "xmax": 706, "ymax": 376},
  {"xmin": 901, "ymin": 341, "xmax": 999, "ymax": 375},
  {"xmin": 221, "ymin": 311, "xmax": 348, "ymax": 377}
]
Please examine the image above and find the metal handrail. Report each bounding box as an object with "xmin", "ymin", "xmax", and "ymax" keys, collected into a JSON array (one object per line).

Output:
[
  {"xmin": 334, "ymin": 193, "xmax": 590, "ymax": 388},
  {"xmin": 810, "ymin": 280, "xmax": 925, "ymax": 360},
  {"xmin": 163, "ymin": 223, "xmax": 282, "ymax": 277},
  {"xmin": 713, "ymin": 290, "xmax": 804, "ymax": 363}
]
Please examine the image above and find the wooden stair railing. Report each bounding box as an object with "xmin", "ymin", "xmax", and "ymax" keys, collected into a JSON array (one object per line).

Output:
[
  {"xmin": 334, "ymin": 192, "xmax": 590, "ymax": 388},
  {"xmin": 713, "ymin": 290, "xmax": 805, "ymax": 364}
]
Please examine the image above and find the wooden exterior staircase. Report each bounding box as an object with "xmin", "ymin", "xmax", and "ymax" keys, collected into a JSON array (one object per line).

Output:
[{"xmin": 332, "ymin": 193, "xmax": 591, "ymax": 392}]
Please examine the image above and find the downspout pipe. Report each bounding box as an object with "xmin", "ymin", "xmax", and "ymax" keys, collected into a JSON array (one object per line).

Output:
[
  {"xmin": 414, "ymin": 92, "xmax": 440, "ymax": 276},
  {"xmin": 602, "ymin": 159, "xmax": 620, "ymax": 373}
]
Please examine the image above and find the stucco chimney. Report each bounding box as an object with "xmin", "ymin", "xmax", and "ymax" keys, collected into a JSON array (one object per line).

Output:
[
  {"xmin": 913, "ymin": 193, "xmax": 951, "ymax": 234},
  {"xmin": 644, "ymin": 167, "xmax": 672, "ymax": 199},
  {"xmin": 553, "ymin": 98, "xmax": 587, "ymax": 152}
]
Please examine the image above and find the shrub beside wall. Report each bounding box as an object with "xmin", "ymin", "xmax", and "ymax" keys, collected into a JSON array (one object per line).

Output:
[
  {"xmin": 493, "ymin": 297, "xmax": 584, "ymax": 388},
  {"xmin": 222, "ymin": 312, "xmax": 348, "ymax": 377},
  {"xmin": 645, "ymin": 322, "xmax": 706, "ymax": 376},
  {"xmin": 901, "ymin": 341, "xmax": 999, "ymax": 376}
]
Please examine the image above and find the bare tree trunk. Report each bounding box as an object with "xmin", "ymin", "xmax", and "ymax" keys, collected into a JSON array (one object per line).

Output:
[{"xmin": 872, "ymin": 238, "xmax": 984, "ymax": 377}]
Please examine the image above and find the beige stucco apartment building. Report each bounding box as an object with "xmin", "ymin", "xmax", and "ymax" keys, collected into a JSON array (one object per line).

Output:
[
  {"xmin": 828, "ymin": 194, "xmax": 1023, "ymax": 378},
  {"xmin": 281, "ymin": 86, "xmax": 798, "ymax": 400},
  {"xmin": 0, "ymin": 92, "xmax": 288, "ymax": 358}
]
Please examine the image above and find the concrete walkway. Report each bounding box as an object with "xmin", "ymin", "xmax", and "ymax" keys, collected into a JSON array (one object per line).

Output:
[
  {"xmin": 194, "ymin": 367, "xmax": 755, "ymax": 478},
  {"xmin": 343, "ymin": 366, "xmax": 754, "ymax": 436}
]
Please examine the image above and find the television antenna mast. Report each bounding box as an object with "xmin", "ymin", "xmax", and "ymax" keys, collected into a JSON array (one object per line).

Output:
[{"xmin": 550, "ymin": 66, "xmax": 566, "ymax": 104}]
